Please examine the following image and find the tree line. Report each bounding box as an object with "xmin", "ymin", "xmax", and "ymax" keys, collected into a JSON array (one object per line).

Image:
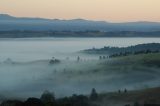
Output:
[{"xmin": 0, "ymin": 88, "xmax": 98, "ymax": 106}]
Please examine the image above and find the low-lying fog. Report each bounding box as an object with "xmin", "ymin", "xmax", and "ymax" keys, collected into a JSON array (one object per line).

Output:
[
  {"xmin": 1, "ymin": 37, "xmax": 160, "ymax": 61},
  {"xmin": 0, "ymin": 37, "xmax": 160, "ymax": 99}
]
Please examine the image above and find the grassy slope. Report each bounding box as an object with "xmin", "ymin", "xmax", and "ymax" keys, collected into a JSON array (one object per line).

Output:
[
  {"xmin": 92, "ymin": 54, "xmax": 160, "ymax": 106},
  {"xmin": 96, "ymin": 87, "xmax": 160, "ymax": 106},
  {"xmin": 97, "ymin": 53, "xmax": 160, "ymax": 74},
  {"xmin": 60, "ymin": 53, "xmax": 160, "ymax": 90}
]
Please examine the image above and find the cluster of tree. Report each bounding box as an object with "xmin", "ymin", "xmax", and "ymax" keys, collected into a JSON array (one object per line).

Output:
[
  {"xmin": 84, "ymin": 43, "xmax": 160, "ymax": 57},
  {"xmin": 99, "ymin": 56, "xmax": 108, "ymax": 60},
  {"xmin": 118, "ymin": 89, "xmax": 128, "ymax": 94},
  {"xmin": 49, "ymin": 57, "xmax": 60, "ymax": 65},
  {"xmin": 0, "ymin": 88, "xmax": 98, "ymax": 106},
  {"xmin": 1, "ymin": 30, "xmax": 160, "ymax": 38},
  {"xmin": 1, "ymin": 88, "xmax": 159, "ymax": 106},
  {"xmin": 109, "ymin": 49, "xmax": 160, "ymax": 58}
]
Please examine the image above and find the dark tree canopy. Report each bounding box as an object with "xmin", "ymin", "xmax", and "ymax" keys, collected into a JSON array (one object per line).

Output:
[
  {"xmin": 40, "ymin": 90, "xmax": 55, "ymax": 104},
  {"xmin": 24, "ymin": 98, "xmax": 44, "ymax": 106},
  {"xmin": 89, "ymin": 88, "xmax": 98, "ymax": 101}
]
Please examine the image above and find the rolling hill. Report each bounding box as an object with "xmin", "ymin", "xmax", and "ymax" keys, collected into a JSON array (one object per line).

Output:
[
  {"xmin": 1, "ymin": 14, "xmax": 160, "ymax": 37},
  {"xmin": 1, "ymin": 14, "xmax": 160, "ymax": 32}
]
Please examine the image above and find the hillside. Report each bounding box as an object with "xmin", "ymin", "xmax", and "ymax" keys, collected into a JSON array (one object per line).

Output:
[
  {"xmin": 1, "ymin": 14, "xmax": 160, "ymax": 37},
  {"xmin": 83, "ymin": 43, "xmax": 160, "ymax": 56},
  {"xmin": 96, "ymin": 87, "xmax": 160, "ymax": 106},
  {"xmin": 0, "ymin": 52, "xmax": 160, "ymax": 105}
]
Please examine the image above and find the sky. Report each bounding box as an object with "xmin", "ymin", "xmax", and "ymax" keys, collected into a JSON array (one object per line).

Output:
[{"xmin": 0, "ymin": 0, "xmax": 160, "ymax": 22}]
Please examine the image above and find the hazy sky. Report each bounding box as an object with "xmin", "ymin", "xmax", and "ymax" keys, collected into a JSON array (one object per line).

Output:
[{"xmin": 0, "ymin": 0, "xmax": 160, "ymax": 22}]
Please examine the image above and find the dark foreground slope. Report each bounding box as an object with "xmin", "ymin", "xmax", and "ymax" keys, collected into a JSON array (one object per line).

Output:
[
  {"xmin": 0, "ymin": 87, "xmax": 160, "ymax": 106},
  {"xmin": 95, "ymin": 87, "xmax": 160, "ymax": 106}
]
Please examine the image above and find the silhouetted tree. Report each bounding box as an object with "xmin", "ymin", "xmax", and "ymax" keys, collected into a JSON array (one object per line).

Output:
[
  {"xmin": 56, "ymin": 97, "xmax": 71, "ymax": 106},
  {"xmin": 124, "ymin": 89, "xmax": 127, "ymax": 93},
  {"xmin": 0, "ymin": 100, "xmax": 23, "ymax": 106},
  {"xmin": 89, "ymin": 88, "xmax": 98, "ymax": 101},
  {"xmin": 99, "ymin": 56, "xmax": 102, "ymax": 60},
  {"xmin": 71, "ymin": 94, "xmax": 89, "ymax": 106},
  {"xmin": 118, "ymin": 89, "xmax": 121, "ymax": 94},
  {"xmin": 57, "ymin": 94, "xmax": 89, "ymax": 106},
  {"xmin": 49, "ymin": 57, "xmax": 60, "ymax": 65},
  {"xmin": 103, "ymin": 56, "xmax": 106, "ymax": 59},
  {"xmin": 40, "ymin": 90, "xmax": 55, "ymax": 106},
  {"xmin": 24, "ymin": 98, "xmax": 44, "ymax": 106},
  {"xmin": 77, "ymin": 56, "xmax": 80, "ymax": 62}
]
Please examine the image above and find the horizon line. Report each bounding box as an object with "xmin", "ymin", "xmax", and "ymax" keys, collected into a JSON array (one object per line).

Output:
[{"xmin": 1, "ymin": 13, "xmax": 160, "ymax": 23}]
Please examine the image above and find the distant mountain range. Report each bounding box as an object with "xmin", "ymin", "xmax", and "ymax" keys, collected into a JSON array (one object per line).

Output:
[
  {"xmin": 1, "ymin": 14, "xmax": 160, "ymax": 31},
  {"xmin": 1, "ymin": 14, "xmax": 160, "ymax": 37}
]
